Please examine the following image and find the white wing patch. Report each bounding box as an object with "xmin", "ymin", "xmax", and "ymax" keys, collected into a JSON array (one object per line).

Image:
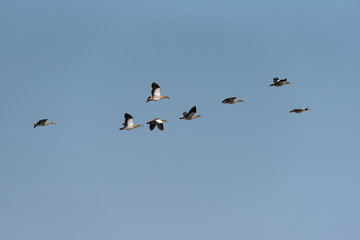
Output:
[
  {"xmin": 153, "ymin": 87, "xmax": 161, "ymax": 97},
  {"xmin": 155, "ymin": 119, "xmax": 163, "ymax": 123},
  {"xmin": 126, "ymin": 118, "xmax": 134, "ymax": 126}
]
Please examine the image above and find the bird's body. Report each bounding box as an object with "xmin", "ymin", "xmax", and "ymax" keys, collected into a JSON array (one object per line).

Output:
[
  {"xmin": 119, "ymin": 113, "xmax": 143, "ymax": 130},
  {"xmin": 146, "ymin": 118, "xmax": 168, "ymax": 131},
  {"xmin": 222, "ymin": 97, "xmax": 245, "ymax": 104},
  {"xmin": 270, "ymin": 77, "xmax": 291, "ymax": 87},
  {"xmin": 179, "ymin": 106, "xmax": 202, "ymax": 120},
  {"xmin": 146, "ymin": 82, "xmax": 170, "ymax": 102},
  {"xmin": 290, "ymin": 108, "xmax": 311, "ymax": 113},
  {"xmin": 33, "ymin": 119, "xmax": 56, "ymax": 128}
]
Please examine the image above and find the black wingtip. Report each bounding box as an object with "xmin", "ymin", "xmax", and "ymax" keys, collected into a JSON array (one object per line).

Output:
[
  {"xmin": 189, "ymin": 106, "xmax": 196, "ymax": 113},
  {"xmin": 124, "ymin": 113, "xmax": 132, "ymax": 119},
  {"xmin": 151, "ymin": 82, "xmax": 160, "ymax": 89}
]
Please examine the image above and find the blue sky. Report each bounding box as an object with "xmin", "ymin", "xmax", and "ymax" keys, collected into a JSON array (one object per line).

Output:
[{"xmin": 1, "ymin": 0, "xmax": 360, "ymax": 239}]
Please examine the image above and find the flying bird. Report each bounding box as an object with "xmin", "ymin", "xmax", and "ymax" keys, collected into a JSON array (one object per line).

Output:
[
  {"xmin": 270, "ymin": 77, "xmax": 291, "ymax": 87},
  {"xmin": 33, "ymin": 119, "xmax": 56, "ymax": 128},
  {"xmin": 222, "ymin": 97, "xmax": 245, "ymax": 104},
  {"xmin": 119, "ymin": 113, "xmax": 143, "ymax": 130},
  {"xmin": 290, "ymin": 108, "xmax": 311, "ymax": 113},
  {"xmin": 146, "ymin": 82, "xmax": 170, "ymax": 102},
  {"xmin": 179, "ymin": 106, "xmax": 202, "ymax": 120},
  {"xmin": 146, "ymin": 118, "xmax": 168, "ymax": 131}
]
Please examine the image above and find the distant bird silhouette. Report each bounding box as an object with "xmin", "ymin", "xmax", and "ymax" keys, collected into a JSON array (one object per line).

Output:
[
  {"xmin": 33, "ymin": 119, "xmax": 56, "ymax": 128},
  {"xmin": 146, "ymin": 82, "xmax": 170, "ymax": 102},
  {"xmin": 119, "ymin": 113, "xmax": 143, "ymax": 130},
  {"xmin": 270, "ymin": 77, "xmax": 291, "ymax": 87},
  {"xmin": 146, "ymin": 118, "xmax": 168, "ymax": 131},
  {"xmin": 290, "ymin": 108, "xmax": 311, "ymax": 113},
  {"xmin": 222, "ymin": 97, "xmax": 245, "ymax": 104},
  {"xmin": 179, "ymin": 106, "xmax": 202, "ymax": 120}
]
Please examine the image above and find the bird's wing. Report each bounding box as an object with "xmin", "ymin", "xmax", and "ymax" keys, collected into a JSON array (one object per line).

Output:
[
  {"xmin": 149, "ymin": 124, "xmax": 155, "ymax": 131},
  {"xmin": 124, "ymin": 113, "xmax": 134, "ymax": 126},
  {"xmin": 222, "ymin": 97, "xmax": 236, "ymax": 103},
  {"xmin": 124, "ymin": 113, "xmax": 133, "ymax": 120},
  {"xmin": 157, "ymin": 123, "xmax": 164, "ymax": 131},
  {"xmin": 38, "ymin": 119, "xmax": 48, "ymax": 124},
  {"xmin": 187, "ymin": 106, "xmax": 197, "ymax": 118},
  {"xmin": 279, "ymin": 78, "xmax": 287, "ymax": 83},
  {"xmin": 151, "ymin": 82, "xmax": 161, "ymax": 97},
  {"xmin": 152, "ymin": 82, "xmax": 160, "ymax": 89},
  {"xmin": 152, "ymin": 87, "xmax": 161, "ymax": 97},
  {"xmin": 126, "ymin": 118, "xmax": 134, "ymax": 126}
]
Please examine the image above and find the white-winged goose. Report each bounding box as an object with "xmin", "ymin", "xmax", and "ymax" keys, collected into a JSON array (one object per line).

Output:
[
  {"xmin": 119, "ymin": 113, "xmax": 143, "ymax": 130},
  {"xmin": 146, "ymin": 82, "xmax": 170, "ymax": 103},
  {"xmin": 222, "ymin": 97, "xmax": 245, "ymax": 104},
  {"xmin": 33, "ymin": 119, "xmax": 56, "ymax": 128},
  {"xmin": 179, "ymin": 106, "xmax": 202, "ymax": 120},
  {"xmin": 146, "ymin": 118, "xmax": 168, "ymax": 131},
  {"xmin": 270, "ymin": 77, "xmax": 291, "ymax": 87},
  {"xmin": 290, "ymin": 108, "xmax": 311, "ymax": 113}
]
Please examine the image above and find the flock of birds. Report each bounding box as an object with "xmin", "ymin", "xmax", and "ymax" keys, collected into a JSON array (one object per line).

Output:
[{"xmin": 33, "ymin": 78, "xmax": 311, "ymax": 131}]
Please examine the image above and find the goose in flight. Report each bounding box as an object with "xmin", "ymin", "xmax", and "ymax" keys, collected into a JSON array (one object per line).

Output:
[
  {"xmin": 119, "ymin": 113, "xmax": 143, "ymax": 130},
  {"xmin": 290, "ymin": 108, "xmax": 311, "ymax": 113},
  {"xmin": 33, "ymin": 119, "xmax": 56, "ymax": 128},
  {"xmin": 146, "ymin": 82, "xmax": 170, "ymax": 102},
  {"xmin": 222, "ymin": 97, "xmax": 245, "ymax": 104},
  {"xmin": 270, "ymin": 77, "xmax": 291, "ymax": 87},
  {"xmin": 179, "ymin": 106, "xmax": 202, "ymax": 120},
  {"xmin": 146, "ymin": 118, "xmax": 168, "ymax": 131}
]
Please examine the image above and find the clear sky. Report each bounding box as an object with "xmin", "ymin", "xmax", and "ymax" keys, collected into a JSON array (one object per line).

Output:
[{"xmin": 1, "ymin": 0, "xmax": 360, "ymax": 239}]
